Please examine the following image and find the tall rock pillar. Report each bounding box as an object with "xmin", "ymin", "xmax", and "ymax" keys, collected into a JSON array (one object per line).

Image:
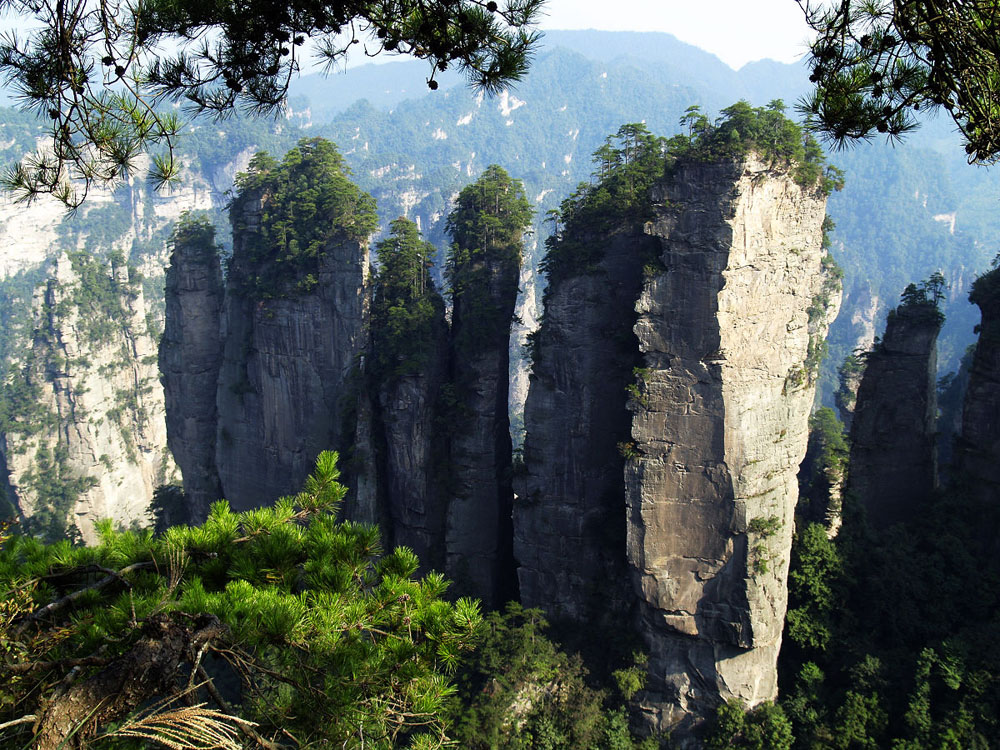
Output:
[
  {"xmin": 956, "ymin": 268, "xmax": 1000, "ymax": 493},
  {"xmin": 214, "ymin": 140, "xmax": 375, "ymax": 510},
  {"xmin": 515, "ymin": 227, "xmax": 658, "ymax": 626},
  {"xmin": 625, "ymin": 158, "xmax": 836, "ymax": 735},
  {"xmin": 846, "ymin": 296, "xmax": 941, "ymax": 528},
  {"xmin": 160, "ymin": 217, "xmax": 224, "ymax": 522},
  {"xmin": 445, "ymin": 165, "xmax": 531, "ymax": 606}
]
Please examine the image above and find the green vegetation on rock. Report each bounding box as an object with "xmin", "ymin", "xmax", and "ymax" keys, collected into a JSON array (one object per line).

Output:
[
  {"xmin": 370, "ymin": 217, "xmax": 446, "ymax": 379},
  {"xmin": 446, "ymin": 164, "xmax": 532, "ymax": 354},
  {"xmin": 541, "ymin": 103, "xmax": 842, "ymax": 286},
  {"xmin": 232, "ymin": 137, "xmax": 377, "ymax": 299},
  {"xmin": 0, "ymin": 452, "xmax": 483, "ymax": 749}
]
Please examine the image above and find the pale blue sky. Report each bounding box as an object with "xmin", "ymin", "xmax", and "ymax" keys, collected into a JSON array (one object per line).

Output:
[
  {"xmin": 0, "ymin": 0, "xmax": 816, "ymax": 73},
  {"xmin": 538, "ymin": 0, "xmax": 816, "ymax": 69}
]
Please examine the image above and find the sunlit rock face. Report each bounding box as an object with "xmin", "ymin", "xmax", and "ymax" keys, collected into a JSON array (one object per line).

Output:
[
  {"xmin": 628, "ymin": 158, "xmax": 836, "ymax": 738},
  {"xmin": 516, "ymin": 155, "xmax": 836, "ymax": 739},
  {"xmin": 2, "ymin": 253, "xmax": 178, "ymax": 542}
]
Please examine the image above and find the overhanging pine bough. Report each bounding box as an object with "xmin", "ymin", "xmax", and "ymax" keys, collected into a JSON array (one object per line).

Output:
[
  {"xmin": 0, "ymin": 0, "xmax": 544, "ymax": 207},
  {"xmin": 798, "ymin": 0, "xmax": 1000, "ymax": 163}
]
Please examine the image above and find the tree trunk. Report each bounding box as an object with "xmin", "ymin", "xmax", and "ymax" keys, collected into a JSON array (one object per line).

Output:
[{"xmin": 33, "ymin": 613, "xmax": 227, "ymax": 750}]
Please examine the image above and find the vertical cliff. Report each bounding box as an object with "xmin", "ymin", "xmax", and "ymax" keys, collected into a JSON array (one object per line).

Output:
[
  {"xmin": 956, "ymin": 268, "xmax": 1000, "ymax": 493},
  {"xmin": 363, "ymin": 217, "xmax": 450, "ymax": 569},
  {"xmin": 212, "ymin": 140, "xmax": 376, "ymax": 510},
  {"xmin": 846, "ymin": 294, "xmax": 941, "ymax": 529},
  {"xmin": 0, "ymin": 252, "xmax": 178, "ymax": 542},
  {"xmin": 160, "ymin": 217, "xmax": 224, "ymax": 522},
  {"xmin": 626, "ymin": 158, "xmax": 835, "ymax": 734},
  {"xmin": 444, "ymin": 166, "xmax": 531, "ymax": 605},
  {"xmin": 515, "ymin": 226, "xmax": 658, "ymax": 625}
]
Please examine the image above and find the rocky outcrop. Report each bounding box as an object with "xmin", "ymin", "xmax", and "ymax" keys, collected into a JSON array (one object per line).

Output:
[
  {"xmin": 446, "ymin": 247, "xmax": 522, "ymax": 606},
  {"xmin": 515, "ymin": 227, "xmax": 657, "ymax": 626},
  {"xmin": 516, "ymin": 155, "xmax": 835, "ymax": 736},
  {"xmin": 846, "ymin": 300, "xmax": 941, "ymax": 529},
  {"xmin": 160, "ymin": 219, "xmax": 224, "ymax": 522},
  {"xmin": 626, "ymin": 158, "xmax": 835, "ymax": 736},
  {"xmin": 0, "ymin": 253, "xmax": 178, "ymax": 542},
  {"xmin": 214, "ymin": 193, "xmax": 369, "ymax": 510},
  {"xmin": 956, "ymin": 268, "xmax": 1000, "ymax": 493},
  {"xmin": 368, "ymin": 330, "xmax": 449, "ymax": 569}
]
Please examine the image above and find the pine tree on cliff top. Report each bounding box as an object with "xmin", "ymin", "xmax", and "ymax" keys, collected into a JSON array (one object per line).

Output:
[
  {"xmin": 445, "ymin": 164, "xmax": 532, "ymax": 354},
  {"xmin": 371, "ymin": 217, "xmax": 446, "ymax": 378}
]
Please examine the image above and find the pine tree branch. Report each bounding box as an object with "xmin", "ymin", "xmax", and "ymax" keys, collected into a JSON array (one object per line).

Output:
[{"xmin": 15, "ymin": 561, "xmax": 155, "ymax": 635}]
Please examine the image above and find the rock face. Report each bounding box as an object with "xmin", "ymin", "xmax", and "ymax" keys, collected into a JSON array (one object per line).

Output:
[
  {"xmin": 626, "ymin": 159, "xmax": 835, "ymax": 735},
  {"xmin": 846, "ymin": 301, "xmax": 941, "ymax": 529},
  {"xmin": 213, "ymin": 194, "xmax": 369, "ymax": 510},
  {"xmin": 956, "ymin": 269, "xmax": 1000, "ymax": 493},
  {"xmin": 515, "ymin": 227, "xmax": 657, "ymax": 625},
  {"xmin": 1, "ymin": 253, "xmax": 178, "ymax": 542},
  {"xmin": 160, "ymin": 219, "xmax": 225, "ymax": 522},
  {"xmin": 446, "ymin": 249, "xmax": 522, "ymax": 606},
  {"xmin": 365, "ymin": 316, "xmax": 450, "ymax": 571},
  {"xmin": 516, "ymin": 155, "xmax": 836, "ymax": 736}
]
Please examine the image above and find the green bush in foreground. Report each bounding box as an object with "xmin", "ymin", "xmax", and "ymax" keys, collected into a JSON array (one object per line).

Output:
[{"xmin": 0, "ymin": 451, "xmax": 482, "ymax": 749}]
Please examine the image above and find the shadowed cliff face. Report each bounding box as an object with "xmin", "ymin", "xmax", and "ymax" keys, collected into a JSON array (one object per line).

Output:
[
  {"xmin": 628, "ymin": 158, "xmax": 836, "ymax": 736},
  {"xmin": 214, "ymin": 192, "xmax": 369, "ymax": 510},
  {"xmin": 847, "ymin": 303, "xmax": 941, "ymax": 529},
  {"xmin": 447, "ymin": 247, "xmax": 522, "ymax": 607},
  {"xmin": 957, "ymin": 269, "xmax": 1000, "ymax": 494},
  {"xmin": 160, "ymin": 220, "xmax": 224, "ymax": 522},
  {"xmin": 364, "ymin": 313, "xmax": 450, "ymax": 572},
  {"xmin": 515, "ymin": 227, "xmax": 657, "ymax": 626}
]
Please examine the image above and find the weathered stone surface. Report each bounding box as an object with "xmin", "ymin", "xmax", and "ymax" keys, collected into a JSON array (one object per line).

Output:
[
  {"xmin": 515, "ymin": 159, "xmax": 835, "ymax": 735},
  {"xmin": 447, "ymin": 248, "xmax": 521, "ymax": 606},
  {"xmin": 1, "ymin": 253, "xmax": 179, "ymax": 542},
  {"xmin": 515, "ymin": 227, "xmax": 656, "ymax": 625},
  {"xmin": 956, "ymin": 268, "xmax": 1000, "ymax": 493},
  {"xmin": 627, "ymin": 158, "xmax": 835, "ymax": 736},
  {"xmin": 373, "ymin": 364, "xmax": 448, "ymax": 570},
  {"xmin": 847, "ymin": 302, "xmax": 941, "ymax": 529},
  {"xmin": 160, "ymin": 227, "xmax": 224, "ymax": 522},
  {"xmin": 214, "ymin": 195, "xmax": 369, "ymax": 510}
]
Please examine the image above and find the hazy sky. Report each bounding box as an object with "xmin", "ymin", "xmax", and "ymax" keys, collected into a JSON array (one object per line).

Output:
[
  {"xmin": 537, "ymin": 0, "xmax": 816, "ymax": 70},
  {"xmin": 0, "ymin": 1, "xmax": 817, "ymax": 73}
]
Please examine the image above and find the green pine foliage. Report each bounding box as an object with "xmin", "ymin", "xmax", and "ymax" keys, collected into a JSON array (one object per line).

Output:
[
  {"xmin": 0, "ymin": 451, "xmax": 483, "ymax": 749},
  {"xmin": 448, "ymin": 603, "xmax": 659, "ymax": 750},
  {"xmin": 778, "ymin": 484, "xmax": 1000, "ymax": 748},
  {"xmin": 63, "ymin": 249, "xmax": 141, "ymax": 346},
  {"xmin": 669, "ymin": 101, "xmax": 843, "ymax": 193},
  {"xmin": 370, "ymin": 217, "xmax": 446, "ymax": 379},
  {"xmin": 231, "ymin": 137, "xmax": 378, "ymax": 299},
  {"xmin": 704, "ymin": 700, "xmax": 794, "ymax": 750},
  {"xmin": 891, "ymin": 271, "xmax": 946, "ymax": 326},
  {"xmin": 446, "ymin": 164, "xmax": 532, "ymax": 354},
  {"xmin": 541, "ymin": 104, "xmax": 842, "ymax": 286}
]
